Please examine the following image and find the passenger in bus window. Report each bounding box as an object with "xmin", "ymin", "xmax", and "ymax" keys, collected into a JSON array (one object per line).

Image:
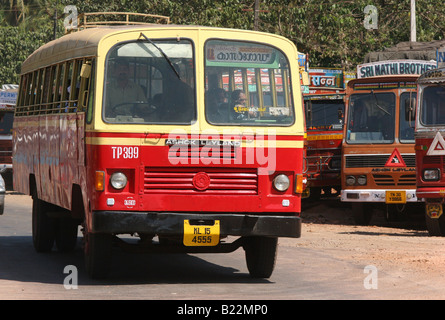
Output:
[
  {"xmin": 105, "ymin": 59, "xmax": 146, "ymax": 117},
  {"xmin": 206, "ymin": 87, "xmax": 229, "ymax": 123},
  {"xmin": 230, "ymin": 90, "xmax": 257, "ymax": 121}
]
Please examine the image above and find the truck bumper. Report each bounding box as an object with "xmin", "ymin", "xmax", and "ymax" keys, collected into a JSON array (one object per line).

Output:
[
  {"xmin": 92, "ymin": 211, "xmax": 301, "ymax": 238},
  {"xmin": 341, "ymin": 189, "xmax": 419, "ymax": 203}
]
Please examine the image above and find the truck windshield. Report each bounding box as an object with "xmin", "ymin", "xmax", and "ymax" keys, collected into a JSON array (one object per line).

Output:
[
  {"xmin": 305, "ymin": 100, "xmax": 344, "ymax": 130},
  {"xmin": 420, "ymin": 85, "xmax": 445, "ymax": 126},
  {"xmin": 346, "ymin": 92, "xmax": 395, "ymax": 144}
]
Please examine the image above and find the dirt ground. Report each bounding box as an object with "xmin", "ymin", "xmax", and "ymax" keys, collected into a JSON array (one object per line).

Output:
[{"xmin": 290, "ymin": 198, "xmax": 445, "ymax": 285}]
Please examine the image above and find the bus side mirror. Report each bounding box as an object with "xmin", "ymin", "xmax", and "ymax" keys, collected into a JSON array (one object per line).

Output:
[{"xmin": 405, "ymin": 98, "xmax": 416, "ymax": 121}]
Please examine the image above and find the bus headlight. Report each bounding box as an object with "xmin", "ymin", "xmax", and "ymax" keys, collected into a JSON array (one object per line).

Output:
[
  {"xmin": 346, "ymin": 175, "xmax": 356, "ymax": 186},
  {"xmin": 357, "ymin": 175, "xmax": 367, "ymax": 186},
  {"xmin": 423, "ymin": 169, "xmax": 440, "ymax": 181},
  {"xmin": 110, "ymin": 172, "xmax": 128, "ymax": 189},
  {"xmin": 273, "ymin": 174, "xmax": 290, "ymax": 192}
]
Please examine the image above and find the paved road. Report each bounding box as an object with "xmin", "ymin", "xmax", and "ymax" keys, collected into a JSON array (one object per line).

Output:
[{"xmin": 0, "ymin": 192, "xmax": 442, "ymax": 302}]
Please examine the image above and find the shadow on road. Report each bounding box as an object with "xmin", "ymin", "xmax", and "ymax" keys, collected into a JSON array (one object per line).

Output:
[{"xmin": 0, "ymin": 235, "xmax": 270, "ymax": 286}]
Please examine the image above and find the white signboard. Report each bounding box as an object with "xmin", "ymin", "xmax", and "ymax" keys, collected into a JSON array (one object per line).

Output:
[
  {"xmin": 0, "ymin": 90, "xmax": 17, "ymax": 105},
  {"xmin": 357, "ymin": 60, "xmax": 436, "ymax": 79}
]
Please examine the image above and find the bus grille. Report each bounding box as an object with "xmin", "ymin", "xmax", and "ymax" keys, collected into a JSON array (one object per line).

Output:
[
  {"xmin": 143, "ymin": 167, "xmax": 258, "ymax": 195},
  {"xmin": 372, "ymin": 174, "xmax": 416, "ymax": 186},
  {"xmin": 345, "ymin": 154, "xmax": 415, "ymax": 168}
]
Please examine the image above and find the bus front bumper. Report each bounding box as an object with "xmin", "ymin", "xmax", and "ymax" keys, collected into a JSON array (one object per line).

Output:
[{"xmin": 91, "ymin": 211, "xmax": 301, "ymax": 238}]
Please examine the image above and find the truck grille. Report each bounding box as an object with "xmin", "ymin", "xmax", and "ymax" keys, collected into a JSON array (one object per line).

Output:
[
  {"xmin": 345, "ymin": 154, "xmax": 415, "ymax": 168},
  {"xmin": 372, "ymin": 174, "xmax": 416, "ymax": 186}
]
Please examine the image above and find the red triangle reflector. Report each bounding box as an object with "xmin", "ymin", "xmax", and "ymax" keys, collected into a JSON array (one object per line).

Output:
[{"xmin": 385, "ymin": 148, "xmax": 406, "ymax": 167}]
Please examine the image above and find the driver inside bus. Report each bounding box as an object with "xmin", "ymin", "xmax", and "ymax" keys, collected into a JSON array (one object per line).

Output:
[{"xmin": 105, "ymin": 59, "xmax": 147, "ymax": 118}]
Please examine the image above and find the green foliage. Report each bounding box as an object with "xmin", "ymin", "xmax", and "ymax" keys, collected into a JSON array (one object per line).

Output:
[
  {"xmin": 1, "ymin": 0, "xmax": 445, "ymax": 84},
  {"xmin": 0, "ymin": 25, "xmax": 53, "ymax": 84}
]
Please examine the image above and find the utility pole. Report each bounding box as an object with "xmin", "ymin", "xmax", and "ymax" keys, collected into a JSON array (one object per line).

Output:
[
  {"xmin": 53, "ymin": 9, "xmax": 57, "ymax": 40},
  {"xmin": 410, "ymin": 0, "xmax": 416, "ymax": 43},
  {"xmin": 254, "ymin": 0, "xmax": 259, "ymax": 31}
]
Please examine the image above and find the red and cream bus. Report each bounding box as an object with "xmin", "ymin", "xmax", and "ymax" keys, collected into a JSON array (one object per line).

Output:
[
  {"xmin": 414, "ymin": 67, "xmax": 445, "ymax": 235},
  {"xmin": 341, "ymin": 59, "xmax": 435, "ymax": 224},
  {"xmin": 13, "ymin": 13, "xmax": 306, "ymax": 278}
]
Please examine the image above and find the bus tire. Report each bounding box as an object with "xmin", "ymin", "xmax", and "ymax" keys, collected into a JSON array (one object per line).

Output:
[
  {"xmin": 84, "ymin": 232, "xmax": 112, "ymax": 279},
  {"xmin": 425, "ymin": 214, "xmax": 445, "ymax": 236},
  {"xmin": 244, "ymin": 236, "xmax": 278, "ymax": 278},
  {"xmin": 352, "ymin": 202, "xmax": 373, "ymax": 225},
  {"xmin": 32, "ymin": 197, "xmax": 56, "ymax": 252},
  {"xmin": 55, "ymin": 218, "xmax": 79, "ymax": 252}
]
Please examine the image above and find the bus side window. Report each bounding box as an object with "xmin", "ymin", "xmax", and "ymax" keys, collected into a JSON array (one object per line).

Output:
[
  {"xmin": 86, "ymin": 61, "xmax": 95, "ymax": 124},
  {"xmin": 78, "ymin": 59, "xmax": 92, "ymax": 112}
]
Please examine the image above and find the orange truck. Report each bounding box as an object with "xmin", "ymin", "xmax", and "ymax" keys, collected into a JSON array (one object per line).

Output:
[{"xmin": 341, "ymin": 59, "xmax": 436, "ymax": 224}]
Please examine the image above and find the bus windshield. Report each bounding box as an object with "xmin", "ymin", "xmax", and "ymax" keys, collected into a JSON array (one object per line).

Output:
[
  {"xmin": 346, "ymin": 92, "xmax": 395, "ymax": 144},
  {"xmin": 204, "ymin": 39, "xmax": 294, "ymax": 126},
  {"xmin": 103, "ymin": 39, "xmax": 195, "ymax": 124},
  {"xmin": 420, "ymin": 85, "xmax": 445, "ymax": 126},
  {"xmin": 305, "ymin": 100, "xmax": 344, "ymax": 130}
]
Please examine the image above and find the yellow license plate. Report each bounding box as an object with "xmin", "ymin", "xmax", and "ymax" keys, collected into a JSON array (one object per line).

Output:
[
  {"xmin": 183, "ymin": 220, "xmax": 220, "ymax": 246},
  {"xmin": 385, "ymin": 191, "xmax": 406, "ymax": 204}
]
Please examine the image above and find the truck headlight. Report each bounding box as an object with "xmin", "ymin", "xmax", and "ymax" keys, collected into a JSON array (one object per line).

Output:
[
  {"xmin": 110, "ymin": 172, "xmax": 128, "ymax": 189},
  {"xmin": 273, "ymin": 174, "xmax": 290, "ymax": 192},
  {"xmin": 423, "ymin": 169, "xmax": 440, "ymax": 181},
  {"xmin": 346, "ymin": 175, "xmax": 356, "ymax": 186},
  {"xmin": 357, "ymin": 175, "xmax": 367, "ymax": 186}
]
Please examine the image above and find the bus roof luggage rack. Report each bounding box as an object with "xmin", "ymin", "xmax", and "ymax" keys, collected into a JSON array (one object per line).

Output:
[{"xmin": 67, "ymin": 12, "xmax": 170, "ymax": 33}]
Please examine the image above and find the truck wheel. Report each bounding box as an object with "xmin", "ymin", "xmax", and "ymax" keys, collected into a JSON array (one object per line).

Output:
[
  {"xmin": 84, "ymin": 232, "xmax": 113, "ymax": 279},
  {"xmin": 425, "ymin": 214, "xmax": 445, "ymax": 236},
  {"xmin": 55, "ymin": 218, "xmax": 79, "ymax": 252},
  {"xmin": 32, "ymin": 197, "xmax": 55, "ymax": 252},
  {"xmin": 244, "ymin": 236, "xmax": 278, "ymax": 278},
  {"xmin": 352, "ymin": 202, "xmax": 373, "ymax": 225}
]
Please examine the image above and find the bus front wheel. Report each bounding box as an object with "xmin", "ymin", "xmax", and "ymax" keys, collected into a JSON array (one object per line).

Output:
[
  {"xmin": 243, "ymin": 236, "xmax": 278, "ymax": 278},
  {"xmin": 84, "ymin": 232, "xmax": 113, "ymax": 279}
]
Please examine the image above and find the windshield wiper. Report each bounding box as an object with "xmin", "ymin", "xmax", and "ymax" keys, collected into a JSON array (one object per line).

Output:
[
  {"xmin": 371, "ymin": 90, "xmax": 390, "ymax": 116},
  {"xmin": 138, "ymin": 32, "xmax": 181, "ymax": 80}
]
